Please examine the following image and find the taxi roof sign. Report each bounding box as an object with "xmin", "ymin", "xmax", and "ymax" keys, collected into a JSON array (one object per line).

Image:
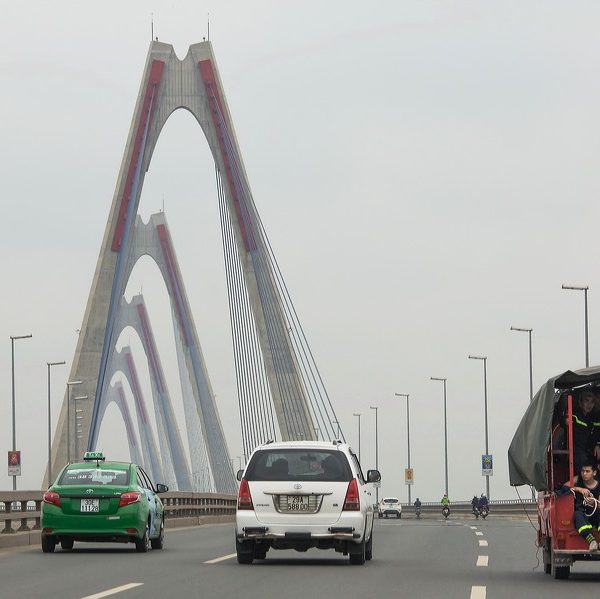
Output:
[{"xmin": 83, "ymin": 451, "xmax": 105, "ymax": 461}]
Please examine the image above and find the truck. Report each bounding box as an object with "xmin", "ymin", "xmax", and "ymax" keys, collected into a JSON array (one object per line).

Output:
[{"xmin": 508, "ymin": 366, "xmax": 600, "ymax": 579}]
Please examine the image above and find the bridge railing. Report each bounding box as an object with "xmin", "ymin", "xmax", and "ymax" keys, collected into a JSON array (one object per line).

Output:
[{"xmin": 0, "ymin": 491, "xmax": 237, "ymax": 534}]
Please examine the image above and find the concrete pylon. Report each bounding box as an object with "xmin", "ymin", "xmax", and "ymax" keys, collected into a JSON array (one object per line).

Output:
[{"xmin": 49, "ymin": 40, "xmax": 315, "ymax": 487}]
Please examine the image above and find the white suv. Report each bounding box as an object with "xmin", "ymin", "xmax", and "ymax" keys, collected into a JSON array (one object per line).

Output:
[
  {"xmin": 378, "ymin": 497, "xmax": 402, "ymax": 519},
  {"xmin": 235, "ymin": 440, "xmax": 381, "ymax": 565}
]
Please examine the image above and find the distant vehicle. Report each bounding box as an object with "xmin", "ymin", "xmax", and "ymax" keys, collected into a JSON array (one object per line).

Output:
[
  {"xmin": 442, "ymin": 505, "xmax": 450, "ymax": 520},
  {"xmin": 41, "ymin": 452, "xmax": 168, "ymax": 553},
  {"xmin": 509, "ymin": 367, "xmax": 600, "ymax": 579},
  {"xmin": 235, "ymin": 440, "xmax": 381, "ymax": 565},
  {"xmin": 378, "ymin": 497, "xmax": 402, "ymax": 519}
]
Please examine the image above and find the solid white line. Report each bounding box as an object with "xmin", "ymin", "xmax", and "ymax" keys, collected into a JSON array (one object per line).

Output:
[
  {"xmin": 475, "ymin": 531, "xmax": 483, "ymax": 536},
  {"xmin": 476, "ymin": 555, "xmax": 489, "ymax": 567},
  {"xmin": 81, "ymin": 583, "xmax": 143, "ymax": 599},
  {"xmin": 204, "ymin": 552, "xmax": 237, "ymax": 564},
  {"xmin": 470, "ymin": 586, "xmax": 486, "ymax": 599},
  {"xmin": 470, "ymin": 526, "xmax": 477, "ymax": 530},
  {"xmin": 479, "ymin": 539, "xmax": 488, "ymax": 547}
]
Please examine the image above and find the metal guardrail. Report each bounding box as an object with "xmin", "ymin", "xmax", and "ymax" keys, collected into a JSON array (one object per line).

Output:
[{"xmin": 0, "ymin": 491, "xmax": 237, "ymax": 534}]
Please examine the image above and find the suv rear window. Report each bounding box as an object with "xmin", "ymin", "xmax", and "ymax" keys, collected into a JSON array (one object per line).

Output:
[
  {"xmin": 383, "ymin": 498, "xmax": 399, "ymax": 504},
  {"xmin": 245, "ymin": 449, "xmax": 352, "ymax": 482},
  {"xmin": 59, "ymin": 467, "xmax": 129, "ymax": 486}
]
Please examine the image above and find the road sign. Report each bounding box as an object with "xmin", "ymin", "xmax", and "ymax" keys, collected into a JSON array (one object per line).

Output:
[
  {"xmin": 373, "ymin": 481, "xmax": 381, "ymax": 488},
  {"xmin": 405, "ymin": 468, "xmax": 414, "ymax": 485},
  {"xmin": 8, "ymin": 451, "xmax": 21, "ymax": 477},
  {"xmin": 482, "ymin": 454, "xmax": 493, "ymax": 476}
]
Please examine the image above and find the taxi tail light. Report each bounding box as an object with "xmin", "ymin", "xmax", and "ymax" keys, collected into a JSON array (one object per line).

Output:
[
  {"xmin": 118, "ymin": 492, "xmax": 141, "ymax": 507},
  {"xmin": 343, "ymin": 479, "xmax": 360, "ymax": 511},
  {"xmin": 237, "ymin": 478, "xmax": 254, "ymax": 510},
  {"xmin": 43, "ymin": 491, "xmax": 61, "ymax": 507}
]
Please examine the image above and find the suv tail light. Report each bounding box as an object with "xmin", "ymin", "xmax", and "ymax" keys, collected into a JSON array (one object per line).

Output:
[
  {"xmin": 237, "ymin": 478, "xmax": 254, "ymax": 510},
  {"xmin": 43, "ymin": 491, "xmax": 61, "ymax": 507},
  {"xmin": 343, "ymin": 479, "xmax": 360, "ymax": 511},
  {"xmin": 118, "ymin": 492, "xmax": 141, "ymax": 507}
]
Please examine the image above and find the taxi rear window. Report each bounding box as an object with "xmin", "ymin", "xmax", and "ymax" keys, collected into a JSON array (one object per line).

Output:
[
  {"xmin": 245, "ymin": 449, "xmax": 352, "ymax": 482},
  {"xmin": 59, "ymin": 467, "xmax": 129, "ymax": 486}
]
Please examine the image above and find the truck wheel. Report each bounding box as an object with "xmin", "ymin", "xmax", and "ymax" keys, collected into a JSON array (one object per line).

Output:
[
  {"xmin": 236, "ymin": 539, "xmax": 254, "ymax": 564},
  {"xmin": 542, "ymin": 540, "xmax": 551, "ymax": 575},
  {"xmin": 365, "ymin": 530, "xmax": 373, "ymax": 561},
  {"xmin": 349, "ymin": 538, "xmax": 366, "ymax": 565},
  {"xmin": 552, "ymin": 564, "xmax": 570, "ymax": 579}
]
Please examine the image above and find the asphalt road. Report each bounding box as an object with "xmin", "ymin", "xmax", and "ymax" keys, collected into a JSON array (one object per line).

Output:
[{"xmin": 2, "ymin": 516, "xmax": 600, "ymax": 598}]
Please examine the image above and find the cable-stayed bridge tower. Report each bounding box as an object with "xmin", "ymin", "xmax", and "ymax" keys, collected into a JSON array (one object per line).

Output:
[{"xmin": 49, "ymin": 40, "xmax": 343, "ymax": 489}]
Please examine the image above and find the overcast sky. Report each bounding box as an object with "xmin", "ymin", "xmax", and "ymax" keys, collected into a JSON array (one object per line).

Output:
[{"xmin": 2, "ymin": 1, "xmax": 600, "ymax": 501}]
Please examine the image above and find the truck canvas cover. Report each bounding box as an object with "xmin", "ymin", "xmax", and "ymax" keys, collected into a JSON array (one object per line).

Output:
[{"xmin": 508, "ymin": 365, "xmax": 600, "ymax": 491}]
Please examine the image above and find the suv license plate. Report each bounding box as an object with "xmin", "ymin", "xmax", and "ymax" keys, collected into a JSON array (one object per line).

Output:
[
  {"xmin": 286, "ymin": 496, "xmax": 310, "ymax": 511},
  {"xmin": 80, "ymin": 498, "xmax": 99, "ymax": 512}
]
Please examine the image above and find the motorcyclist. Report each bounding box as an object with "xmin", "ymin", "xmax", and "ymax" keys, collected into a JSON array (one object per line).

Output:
[
  {"xmin": 414, "ymin": 498, "xmax": 422, "ymax": 517},
  {"xmin": 478, "ymin": 493, "xmax": 489, "ymax": 509},
  {"xmin": 441, "ymin": 494, "xmax": 450, "ymax": 506},
  {"xmin": 471, "ymin": 495, "xmax": 479, "ymax": 516}
]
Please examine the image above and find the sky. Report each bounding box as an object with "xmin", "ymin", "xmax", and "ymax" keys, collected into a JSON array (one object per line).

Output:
[{"xmin": 2, "ymin": 1, "xmax": 600, "ymax": 502}]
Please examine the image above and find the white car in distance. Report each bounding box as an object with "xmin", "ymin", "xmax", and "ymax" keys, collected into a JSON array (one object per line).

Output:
[
  {"xmin": 235, "ymin": 440, "xmax": 381, "ymax": 565},
  {"xmin": 378, "ymin": 497, "xmax": 402, "ymax": 519}
]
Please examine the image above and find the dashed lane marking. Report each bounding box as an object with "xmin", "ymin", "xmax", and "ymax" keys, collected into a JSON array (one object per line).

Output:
[
  {"xmin": 475, "ymin": 531, "xmax": 483, "ymax": 536},
  {"xmin": 469, "ymin": 526, "xmax": 477, "ymax": 530},
  {"xmin": 81, "ymin": 583, "xmax": 143, "ymax": 599},
  {"xmin": 476, "ymin": 555, "xmax": 489, "ymax": 567},
  {"xmin": 204, "ymin": 552, "xmax": 237, "ymax": 564},
  {"xmin": 478, "ymin": 540, "xmax": 488, "ymax": 547},
  {"xmin": 470, "ymin": 586, "xmax": 486, "ymax": 599}
]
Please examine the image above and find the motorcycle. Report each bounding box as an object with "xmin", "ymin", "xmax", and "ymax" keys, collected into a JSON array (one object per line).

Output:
[
  {"xmin": 415, "ymin": 507, "xmax": 422, "ymax": 519},
  {"xmin": 479, "ymin": 505, "xmax": 489, "ymax": 519},
  {"xmin": 442, "ymin": 505, "xmax": 450, "ymax": 520},
  {"xmin": 472, "ymin": 506, "xmax": 480, "ymax": 519}
]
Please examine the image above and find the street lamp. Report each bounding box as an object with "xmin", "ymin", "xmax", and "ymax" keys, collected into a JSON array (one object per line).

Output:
[
  {"xmin": 73, "ymin": 395, "xmax": 87, "ymax": 459},
  {"xmin": 395, "ymin": 393, "xmax": 411, "ymax": 504},
  {"xmin": 468, "ymin": 355, "xmax": 490, "ymax": 500},
  {"xmin": 333, "ymin": 420, "xmax": 340, "ymax": 439},
  {"xmin": 10, "ymin": 334, "xmax": 33, "ymax": 490},
  {"xmin": 353, "ymin": 413, "xmax": 361, "ymax": 462},
  {"xmin": 510, "ymin": 327, "xmax": 533, "ymax": 401},
  {"xmin": 369, "ymin": 406, "xmax": 379, "ymax": 505},
  {"xmin": 47, "ymin": 361, "xmax": 66, "ymax": 485},
  {"xmin": 66, "ymin": 381, "xmax": 82, "ymax": 463},
  {"xmin": 562, "ymin": 284, "xmax": 590, "ymax": 367},
  {"xmin": 430, "ymin": 377, "xmax": 448, "ymax": 496}
]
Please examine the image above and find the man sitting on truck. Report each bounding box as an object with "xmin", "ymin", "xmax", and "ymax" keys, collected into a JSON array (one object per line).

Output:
[
  {"xmin": 557, "ymin": 460, "xmax": 600, "ymax": 552},
  {"xmin": 568, "ymin": 389, "xmax": 600, "ymax": 472}
]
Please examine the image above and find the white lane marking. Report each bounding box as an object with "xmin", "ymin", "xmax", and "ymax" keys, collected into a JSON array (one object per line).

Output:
[
  {"xmin": 204, "ymin": 552, "xmax": 237, "ymax": 564},
  {"xmin": 476, "ymin": 555, "xmax": 489, "ymax": 567},
  {"xmin": 470, "ymin": 586, "xmax": 486, "ymax": 599},
  {"xmin": 475, "ymin": 531, "xmax": 483, "ymax": 536},
  {"xmin": 479, "ymin": 540, "xmax": 488, "ymax": 547},
  {"xmin": 470, "ymin": 526, "xmax": 477, "ymax": 530},
  {"xmin": 81, "ymin": 583, "xmax": 143, "ymax": 599}
]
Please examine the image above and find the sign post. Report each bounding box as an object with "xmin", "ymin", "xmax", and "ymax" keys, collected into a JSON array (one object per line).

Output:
[
  {"xmin": 8, "ymin": 450, "xmax": 21, "ymax": 477},
  {"xmin": 405, "ymin": 467, "xmax": 414, "ymax": 485},
  {"xmin": 481, "ymin": 454, "xmax": 493, "ymax": 477}
]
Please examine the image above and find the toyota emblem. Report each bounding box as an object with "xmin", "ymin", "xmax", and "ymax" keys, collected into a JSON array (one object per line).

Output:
[
  {"xmin": 85, "ymin": 489, "xmax": 94, "ymax": 494},
  {"xmin": 293, "ymin": 483, "xmax": 302, "ymax": 490}
]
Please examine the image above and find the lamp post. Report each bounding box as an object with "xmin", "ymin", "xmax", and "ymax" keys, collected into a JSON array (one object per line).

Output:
[
  {"xmin": 395, "ymin": 393, "xmax": 411, "ymax": 504},
  {"xmin": 562, "ymin": 284, "xmax": 590, "ymax": 367},
  {"xmin": 47, "ymin": 361, "xmax": 65, "ymax": 485},
  {"xmin": 10, "ymin": 334, "xmax": 32, "ymax": 490},
  {"xmin": 430, "ymin": 377, "xmax": 448, "ymax": 496},
  {"xmin": 468, "ymin": 355, "xmax": 490, "ymax": 499},
  {"xmin": 73, "ymin": 395, "xmax": 87, "ymax": 460},
  {"xmin": 66, "ymin": 381, "xmax": 82, "ymax": 463},
  {"xmin": 510, "ymin": 327, "xmax": 533, "ymax": 401},
  {"xmin": 353, "ymin": 413, "xmax": 361, "ymax": 462},
  {"xmin": 369, "ymin": 406, "xmax": 379, "ymax": 505},
  {"xmin": 333, "ymin": 420, "xmax": 340, "ymax": 439}
]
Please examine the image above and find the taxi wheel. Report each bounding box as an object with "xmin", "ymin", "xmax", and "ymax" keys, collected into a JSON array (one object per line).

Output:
[
  {"xmin": 60, "ymin": 538, "xmax": 74, "ymax": 550},
  {"xmin": 151, "ymin": 522, "xmax": 164, "ymax": 550},
  {"xmin": 135, "ymin": 525, "xmax": 150, "ymax": 553},
  {"xmin": 41, "ymin": 536, "xmax": 56, "ymax": 553}
]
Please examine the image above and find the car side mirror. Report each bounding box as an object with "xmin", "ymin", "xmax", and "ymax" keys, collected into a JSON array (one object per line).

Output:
[
  {"xmin": 155, "ymin": 483, "xmax": 169, "ymax": 493},
  {"xmin": 366, "ymin": 470, "xmax": 381, "ymax": 483},
  {"xmin": 236, "ymin": 469, "xmax": 244, "ymax": 482}
]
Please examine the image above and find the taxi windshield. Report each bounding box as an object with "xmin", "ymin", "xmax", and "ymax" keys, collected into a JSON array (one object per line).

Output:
[{"xmin": 59, "ymin": 467, "xmax": 129, "ymax": 486}]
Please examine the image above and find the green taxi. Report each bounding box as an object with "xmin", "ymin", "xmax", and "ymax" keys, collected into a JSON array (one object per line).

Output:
[{"xmin": 41, "ymin": 452, "xmax": 168, "ymax": 553}]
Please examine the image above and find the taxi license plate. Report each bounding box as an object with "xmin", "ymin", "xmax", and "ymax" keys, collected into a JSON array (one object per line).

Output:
[
  {"xmin": 80, "ymin": 498, "xmax": 99, "ymax": 512},
  {"xmin": 286, "ymin": 496, "xmax": 310, "ymax": 511}
]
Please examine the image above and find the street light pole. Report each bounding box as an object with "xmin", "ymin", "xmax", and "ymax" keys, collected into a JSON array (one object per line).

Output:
[
  {"xmin": 430, "ymin": 378, "xmax": 448, "ymax": 496},
  {"xmin": 73, "ymin": 395, "xmax": 88, "ymax": 460},
  {"xmin": 10, "ymin": 334, "xmax": 32, "ymax": 490},
  {"xmin": 369, "ymin": 406, "xmax": 379, "ymax": 505},
  {"xmin": 66, "ymin": 381, "xmax": 82, "ymax": 463},
  {"xmin": 510, "ymin": 327, "xmax": 533, "ymax": 401},
  {"xmin": 562, "ymin": 284, "xmax": 590, "ymax": 367},
  {"xmin": 353, "ymin": 413, "xmax": 361, "ymax": 462},
  {"xmin": 395, "ymin": 393, "xmax": 411, "ymax": 504},
  {"xmin": 469, "ymin": 356, "xmax": 490, "ymax": 499},
  {"xmin": 47, "ymin": 361, "xmax": 66, "ymax": 485}
]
